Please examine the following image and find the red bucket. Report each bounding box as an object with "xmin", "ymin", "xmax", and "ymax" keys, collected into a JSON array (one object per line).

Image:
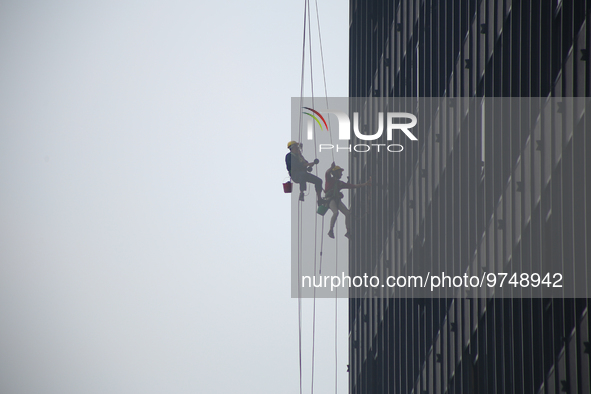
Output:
[{"xmin": 283, "ymin": 181, "xmax": 293, "ymax": 193}]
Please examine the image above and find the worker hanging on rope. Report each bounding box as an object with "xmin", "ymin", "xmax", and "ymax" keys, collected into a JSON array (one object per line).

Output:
[
  {"xmin": 286, "ymin": 141, "xmax": 324, "ymax": 203},
  {"xmin": 325, "ymin": 162, "xmax": 371, "ymax": 239}
]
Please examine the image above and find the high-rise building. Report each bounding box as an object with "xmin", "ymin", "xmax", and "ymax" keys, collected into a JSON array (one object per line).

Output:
[{"xmin": 348, "ymin": 1, "xmax": 590, "ymax": 392}]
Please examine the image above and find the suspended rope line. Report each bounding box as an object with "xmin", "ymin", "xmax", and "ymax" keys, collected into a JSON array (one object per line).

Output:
[
  {"xmin": 310, "ymin": 0, "xmax": 340, "ymax": 387},
  {"xmin": 296, "ymin": 0, "xmax": 309, "ymax": 392},
  {"xmin": 307, "ymin": 0, "xmax": 318, "ymax": 164},
  {"xmin": 312, "ymin": 215, "xmax": 326, "ymax": 394},
  {"xmin": 334, "ymin": 223, "xmax": 339, "ymax": 394},
  {"xmin": 298, "ymin": 0, "xmax": 309, "ymax": 144},
  {"xmin": 295, "ymin": 0, "xmax": 341, "ymax": 393},
  {"xmin": 297, "ymin": 200, "xmax": 303, "ymax": 394},
  {"xmin": 299, "ymin": 3, "xmax": 320, "ymax": 394},
  {"xmin": 312, "ymin": 2, "xmax": 339, "ymax": 389},
  {"xmin": 311, "ymin": 215, "xmax": 318, "ymax": 394},
  {"xmin": 307, "ymin": 1, "xmax": 319, "ymax": 392},
  {"xmin": 313, "ymin": 0, "xmax": 335, "ymax": 164},
  {"xmin": 319, "ymin": 218, "xmax": 326, "ymax": 275},
  {"xmin": 334, "ymin": 291, "xmax": 338, "ymax": 394},
  {"xmin": 311, "ymin": 278, "xmax": 317, "ymax": 394}
]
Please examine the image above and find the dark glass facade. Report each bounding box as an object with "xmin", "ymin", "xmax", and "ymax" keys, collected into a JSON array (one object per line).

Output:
[{"xmin": 348, "ymin": 0, "xmax": 590, "ymax": 393}]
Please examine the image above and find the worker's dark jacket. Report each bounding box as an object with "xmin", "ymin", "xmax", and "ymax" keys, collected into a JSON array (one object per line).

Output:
[
  {"xmin": 285, "ymin": 152, "xmax": 322, "ymax": 193},
  {"xmin": 285, "ymin": 152, "xmax": 307, "ymax": 175}
]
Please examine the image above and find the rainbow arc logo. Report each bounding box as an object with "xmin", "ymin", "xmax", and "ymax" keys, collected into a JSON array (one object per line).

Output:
[{"xmin": 302, "ymin": 107, "xmax": 328, "ymax": 131}]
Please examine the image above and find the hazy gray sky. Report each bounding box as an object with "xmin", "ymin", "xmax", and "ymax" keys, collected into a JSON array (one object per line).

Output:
[{"xmin": 0, "ymin": 1, "xmax": 349, "ymax": 393}]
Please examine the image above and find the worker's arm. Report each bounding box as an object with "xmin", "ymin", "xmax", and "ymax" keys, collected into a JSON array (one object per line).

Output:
[
  {"xmin": 305, "ymin": 158, "xmax": 319, "ymax": 168},
  {"xmin": 340, "ymin": 176, "xmax": 372, "ymax": 190},
  {"xmin": 325, "ymin": 161, "xmax": 336, "ymax": 178}
]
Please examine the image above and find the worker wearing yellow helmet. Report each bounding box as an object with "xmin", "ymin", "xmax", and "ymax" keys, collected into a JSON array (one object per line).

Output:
[
  {"xmin": 285, "ymin": 141, "xmax": 323, "ymax": 203},
  {"xmin": 324, "ymin": 162, "xmax": 371, "ymax": 239}
]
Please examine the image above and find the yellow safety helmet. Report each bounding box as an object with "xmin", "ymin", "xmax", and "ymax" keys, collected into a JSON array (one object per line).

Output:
[
  {"xmin": 332, "ymin": 166, "xmax": 344, "ymax": 172},
  {"xmin": 287, "ymin": 141, "xmax": 298, "ymax": 149}
]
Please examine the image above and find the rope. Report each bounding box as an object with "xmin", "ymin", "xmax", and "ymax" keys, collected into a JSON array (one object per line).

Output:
[
  {"xmin": 310, "ymin": 1, "xmax": 339, "ymax": 390},
  {"xmin": 307, "ymin": 3, "xmax": 318, "ymax": 393},
  {"xmin": 297, "ymin": 201, "xmax": 303, "ymax": 394},
  {"xmin": 334, "ymin": 221, "xmax": 339, "ymax": 394},
  {"xmin": 313, "ymin": 0, "xmax": 335, "ymax": 164},
  {"xmin": 298, "ymin": 0, "xmax": 308, "ymax": 145},
  {"xmin": 307, "ymin": 0, "xmax": 318, "ymax": 164},
  {"xmin": 296, "ymin": 0, "xmax": 308, "ymax": 393},
  {"xmin": 295, "ymin": 0, "xmax": 341, "ymax": 393}
]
